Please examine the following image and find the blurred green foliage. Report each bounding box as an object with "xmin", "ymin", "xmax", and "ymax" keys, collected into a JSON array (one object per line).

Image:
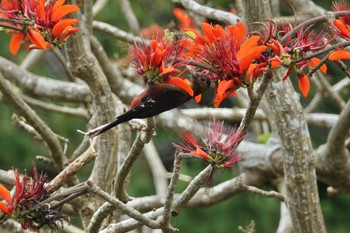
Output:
[{"xmin": 1, "ymin": 0, "xmax": 350, "ymax": 232}]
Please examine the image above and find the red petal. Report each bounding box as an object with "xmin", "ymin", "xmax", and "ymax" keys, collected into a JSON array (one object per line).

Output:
[
  {"xmin": 329, "ymin": 50, "xmax": 350, "ymax": 61},
  {"xmin": 237, "ymin": 35, "xmax": 261, "ymax": 60},
  {"xmin": 269, "ymin": 57, "xmax": 282, "ymax": 68},
  {"xmin": 173, "ymin": 8, "xmax": 195, "ymax": 29},
  {"xmin": 9, "ymin": 33, "xmax": 24, "ymax": 55},
  {"xmin": 309, "ymin": 57, "xmax": 327, "ymax": 74},
  {"xmin": 201, "ymin": 23, "xmax": 215, "ymax": 41},
  {"xmin": 51, "ymin": 5, "xmax": 79, "ymax": 22},
  {"xmin": 0, "ymin": 184, "xmax": 12, "ymax": 205},
  {"xmin": 227, "ymin": 22, "xmax": 247, "ymax": 45},
  {"xmin": 238, "ymin": 45, "xmax": 267, "ymax": 74},
  {"xmin": 161, "ymin": 63, "xmax": 180, "ymax": 76},
  {"xmin": 194, "ymin": 94, "xmax": 202, "ymax": 103},
  {"xmin": 35, "ymin": 0, "xmax": 46, "ymax": 22},
  {"xmin": 213, "ymin": 24, "xmax": 226, "ymax": 38},
  {"xmin": 192, "ymin": 146, "xmax": 210, "ymax": 159},
  {"xmin": 165, "ymin": 77, "xmax": 194, "ymax": 96},
  {"xmin": 266, "ymin": 38, "xmax": 284, "ymax": 56},
  {"xmin": 214, "ymin": 80, "xmax": 236, "ymax": 108},
  {"xmin": 53, "ymin": 0, "xmax": 65, "ymax": 12},
  {"xmin": 52, "ymin": 18, "xmax": 78, "ymax": 37},
  {"xmin": 0, "ymin": 201, "xmax": 9, "ymax": 214},
  {"xmin": 27, "ymin": 29, "xmax": 47, "ymax": 50},
  {"xmin": 59, "ymin": 26, "xmax": 79, "ymax": 42},
  {"xmin": 333, "ymin": 19, "xmax": 350, "ymax": 39},
  {"xmin": 298, "ymin": 74, "xmax": 310, "ymax": 98}
]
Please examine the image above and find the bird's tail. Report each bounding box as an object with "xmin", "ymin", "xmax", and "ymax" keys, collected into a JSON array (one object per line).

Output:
[{"xmin": 85, "ymin": 117, "xmax": 123, "ymax": 137}]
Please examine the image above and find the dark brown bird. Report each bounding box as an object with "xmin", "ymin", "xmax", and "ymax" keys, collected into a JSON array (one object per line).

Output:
[{"xmin": 86, "ymin": 72, "xmax": 210, "ymax": 137}]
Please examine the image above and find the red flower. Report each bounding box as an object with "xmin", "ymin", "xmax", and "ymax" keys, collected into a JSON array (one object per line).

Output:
[
  {"xmin": 0, "ymin": 166, "xmax": 69, "ymax": 231},
  {"xmin": 174, "ymin": 118, "xmax": 243, "ymax": 169},
  {"xmin": 185, "ymin": 23, "xmax": 267, "ymax": 107},
  {"xmin": 0, "ymin": 0, "xmax": 79, "ymax": 55},
  {"xmin": 131, "ymin": 33, "xmax": 195, "ymax": 96}
]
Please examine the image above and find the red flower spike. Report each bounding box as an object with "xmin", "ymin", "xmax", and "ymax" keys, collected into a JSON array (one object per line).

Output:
[
  {"xmin": 174, "ymin": 118, "xmax": 242, "ymax": 171},
  {"xmin": 329, "ymin": 50, "xmax": 350, "ymax": 60},
  {"xmin": 298, "ymin": 74, "xmax": 310, "ymax": 97},
  {"xmin": 184, "ymin": 22, "xmax": 267, "ymax": 105},
  {"xmin": 131, "ymin": 33, "xmax": 188, "ymax": 82}
]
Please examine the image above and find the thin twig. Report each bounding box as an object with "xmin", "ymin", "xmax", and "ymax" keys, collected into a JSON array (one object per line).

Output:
[
  {"xmin": 334, "ymin": 60, "xmax": 350, "ymax": 79},
  {"xmin": 93, "ymin": 20, "xmax": 144, "ymax": 43},
  {"xmin": 88, "ymin": 181, "xmax": 160, "ymax": 229},
  {"xmin": 100, "ymin": 166, "xmax": 212, "ymax": 233},
  {"xmin": 92, "ymin": 0, "xmax": 109, "ymax": 16},
  {"xmin": 161, "ymin": 153, "xmax": 182, "ymax": 230},
  {"xmin": 114, "ymin": 118, "xmax": 156, "ymax": 201},
  {"xmin": 238, "ymin": 68, "xmax": 272, "ymax": 138},
  {"xmin": 87, "ymin": 202, "xmax": 114, "ymax": 233},
  {"xmin": 51, "ymin": 48, "xmax": 76, "ymax": 82},
  {"xmin": 144, "ymin": 140, "xmax": 168, "ymax": 195},
  {"xmin": 239, "ymin": 180, "xmax": 285, "ymax": 202},
  {"xmin": 120, "ymin": 0, "xmax": 139, "ymax": 34},
  {"xmin": 22, "ymin": 94, "xmax": 89, "ymax": 120}
]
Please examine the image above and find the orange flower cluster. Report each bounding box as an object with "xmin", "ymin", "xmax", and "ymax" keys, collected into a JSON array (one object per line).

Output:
[
  {"xmin": 184, "ymin": 22, "xmax": 267, "ymax": 106},
  {"xmin": 169, "ymin": 6, "xmax": 350, "ymax": 101},
  {"xmin": 0, "ymin": 0, "xmax": 79, "ymax": 54},
  {"xmin": 131, "ymin": 32, "xmax": 196, "ymax": 99}
]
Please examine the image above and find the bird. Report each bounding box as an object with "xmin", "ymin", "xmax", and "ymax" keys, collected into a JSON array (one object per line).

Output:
[{"xmin": 86, "ymin": 72, "xmax": 211, "ymax": 137}]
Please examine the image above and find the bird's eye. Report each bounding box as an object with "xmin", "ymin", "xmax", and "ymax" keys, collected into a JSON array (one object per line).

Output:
[{"xmin": 200, "ymin": 77, "xmax": 206, "ymax": 82}]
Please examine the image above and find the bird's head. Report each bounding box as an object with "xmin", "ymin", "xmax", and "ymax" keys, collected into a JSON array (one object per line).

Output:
[{"xmin": 189, "ymin": 71, "xmax": 211, "ymax": 96}]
